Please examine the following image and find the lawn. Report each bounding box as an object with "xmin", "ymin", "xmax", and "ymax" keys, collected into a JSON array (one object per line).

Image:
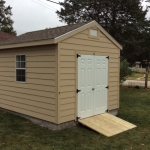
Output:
[
  {"xmin": 127, "ymin": 72, "xmax": 150, "ymax": 81},
  {"xmin": 127, "ymin": 72, "xmax": 145, "ymax": 80},
  {"xmin": 1, "ymin": 87, "xmax": 150, "ymax": 150},
  {"xmin": 140, "ymin": 75, "xmax": 150, "ymax": 81}
]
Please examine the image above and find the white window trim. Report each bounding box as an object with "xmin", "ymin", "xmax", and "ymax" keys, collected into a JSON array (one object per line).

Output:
[{"xmin": 15, "ymin": 54, "xmax": 26, "ymax": 83}]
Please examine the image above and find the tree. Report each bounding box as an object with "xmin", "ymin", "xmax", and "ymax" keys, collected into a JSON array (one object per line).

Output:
[
  {"xmin": 137, "ymin": 21, "xmax": 150, "ymax": 88},
  {"xmin": 0, "ymin": 0, "xmax": 16, "ymax": 35},
  {"xmin": 57, "ymin": 0, "xmax": 148, "ymax": 63}
]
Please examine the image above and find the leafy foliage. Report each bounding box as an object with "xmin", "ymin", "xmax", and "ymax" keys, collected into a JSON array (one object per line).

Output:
[
  {"xmin": 139, "ymin": 23, "xmax": 150, "ymax": 61},
  {"xmin": 138, "ymin": 22, "xmax": 150, "ymax": 88},
  {"xmin": 120, "ymin": 58, "xmax": 132, "ymax": 83},
  {"xmin": 57, "ymin": 0, "xmax": 148, "ymax": 63},
  {"xmin": 0, "ymin": 0, "xmax": 16, "ymax": 35}
]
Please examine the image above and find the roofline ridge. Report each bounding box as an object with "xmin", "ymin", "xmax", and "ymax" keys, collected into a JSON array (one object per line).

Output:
[
  {"xmin": 55, "ymin": 20, "xmax": 95, "ymax": 40},
  {"xmin": 18, "ymin": 21, "xmax": 93, "ymax": 36}
]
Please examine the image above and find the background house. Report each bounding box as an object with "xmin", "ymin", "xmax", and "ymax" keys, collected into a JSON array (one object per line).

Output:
[
  {"xmin": 0, "ymin": 31, "xmax": 15, "ymax": 42},
  {"xmin": 135, "ymin": 61, "xmax": 150, "ymax": 73}
]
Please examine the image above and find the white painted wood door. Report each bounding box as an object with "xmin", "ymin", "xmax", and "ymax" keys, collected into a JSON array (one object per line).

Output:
[
  {"xmin": 78, "ymin": 55, "xmax": 108, "ymax": 119},
  {"xmin": 78, "ymin": 55, "xmax": 94, "ymax": 119},
  {"xmin": 94, "ymin": 56, "xmax": 108, "ymax": 115}
]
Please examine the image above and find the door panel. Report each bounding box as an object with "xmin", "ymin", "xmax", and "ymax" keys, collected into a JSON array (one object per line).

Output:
[
  {"xmin": 94, "ymin": 56, "xmax": 108, "ymax": 115},
  {"xmin": 78, "ymin": 55, "xmax": 108, "ymax": 119},
  {"xmin": 78, "ymin": 55, "xmax": 94, "ymax": 119}
]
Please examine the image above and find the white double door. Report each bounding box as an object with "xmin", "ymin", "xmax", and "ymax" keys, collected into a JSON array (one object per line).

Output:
[{"xmin": 78, "ymin": 55, "xmax": 108, "ymax": 119}]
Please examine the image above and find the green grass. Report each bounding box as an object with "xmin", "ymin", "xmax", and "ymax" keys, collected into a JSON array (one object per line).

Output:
[
  {"xmin": 140, "ymin": 76, "xmax": 150, "ymax": 81},
  {"xmin": 127, "ymin": 72, "xmax": 145, "ymax": 80},
  {"xmin": 127, "ymin": 72, "xmax": 150, "ymax": 81},
  {"xmin": 1, "ymin": 87, "xmax": 150, "ymax": 150}
]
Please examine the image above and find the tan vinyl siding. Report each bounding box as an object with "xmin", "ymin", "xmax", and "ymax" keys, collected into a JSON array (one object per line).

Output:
[
  {"xmin": 58, "ymin": 27, "xmax": 120, "ymax": 123},
  {"xmin": 0, "ymin": 45, "xmax": 57, "ymax": 123}
]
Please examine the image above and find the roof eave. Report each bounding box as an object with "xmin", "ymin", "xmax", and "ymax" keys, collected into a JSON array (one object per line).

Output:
[{"xmin": 0, "ymin": 39, "xmax": 55, "ymax": 49}]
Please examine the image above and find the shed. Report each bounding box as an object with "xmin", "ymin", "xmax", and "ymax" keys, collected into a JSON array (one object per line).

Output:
[{"xmin": 0, "ymin": 21, "xmax": 123, "ymax": 130}]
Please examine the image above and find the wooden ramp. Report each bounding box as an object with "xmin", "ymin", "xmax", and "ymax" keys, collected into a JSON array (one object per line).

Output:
[{"xmin": 78, "ymin": 113, "xmax": 136, "ymax": 137}]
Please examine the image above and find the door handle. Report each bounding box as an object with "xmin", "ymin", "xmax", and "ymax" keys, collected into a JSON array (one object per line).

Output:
[{"xmin": 92, "ymin": 88, "xmax": 95, "ymax": 90}]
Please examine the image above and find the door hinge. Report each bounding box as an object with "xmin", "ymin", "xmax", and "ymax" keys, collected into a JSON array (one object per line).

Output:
[
  {"xmin": 106, "ymin": 56, "xmax": 109, "ymax": 59},
  {"xmin": 105, "ymin": 86, "xmax": 109, "ymax": 89},
  {"xmin": 76, "ymin": 89, "xmax": 81, "ymax": 93},
  {"xmin": 76, "ymin": 116, "xmax": 81, "ymax": 121},
  {"xmin": 77, "ymin": 54, "xmax": 81, "ymax": 58}
]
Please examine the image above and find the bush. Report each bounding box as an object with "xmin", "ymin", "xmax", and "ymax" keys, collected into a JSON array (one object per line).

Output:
[{"xmin": 120, "ymin": 59, "xmax": 132, "ymax": 83}]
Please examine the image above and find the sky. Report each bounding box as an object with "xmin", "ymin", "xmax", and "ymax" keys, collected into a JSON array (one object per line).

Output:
[
  {"xmin": 5, "ymin": 0, "xmax": 66, "ymax": 35},
  {"xmin": 5, "ymin": 0, "xmax": 150, "ymax": 36}
]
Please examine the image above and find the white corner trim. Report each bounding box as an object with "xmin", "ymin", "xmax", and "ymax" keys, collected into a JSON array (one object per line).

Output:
[{"xmin": 55, "ymin": 21, "xmax": 95, "ymax": 40}]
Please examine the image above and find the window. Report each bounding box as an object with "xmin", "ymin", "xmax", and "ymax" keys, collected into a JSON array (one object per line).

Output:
[
  {"xmin": 90, "ymin": 29, "xmax": 98, "ymax": 36},
  {"xmin": 16, "ymin": 55, "xmax": 26, "ymax": 82}
]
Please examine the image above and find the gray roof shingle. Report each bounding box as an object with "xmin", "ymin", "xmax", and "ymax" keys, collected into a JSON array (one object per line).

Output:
[{"xmin": 0, "ymin": 21, "xmax": 92, "ymax": 46}]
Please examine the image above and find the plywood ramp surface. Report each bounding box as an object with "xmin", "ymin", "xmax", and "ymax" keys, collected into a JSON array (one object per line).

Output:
[{"xmin": 78, "ymin": 113, "xmax": 136, "ymax": 137}]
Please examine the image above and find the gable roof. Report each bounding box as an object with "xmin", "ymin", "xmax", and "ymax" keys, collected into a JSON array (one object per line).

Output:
[
  {"xmin": 0, "ymin": 31, "xmax": 15, "ymax": 42},
  {"xmin": 0, "ymin": 21, "xmax": 122, "ymax": 50}
]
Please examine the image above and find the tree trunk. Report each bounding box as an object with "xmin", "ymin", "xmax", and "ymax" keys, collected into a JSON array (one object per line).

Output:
[{"xmin": 145, "ymin": 60, "xmax": 149, "ymax": 89}]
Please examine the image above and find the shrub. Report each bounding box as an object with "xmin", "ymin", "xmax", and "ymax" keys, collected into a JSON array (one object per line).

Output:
[{"xmin": 120, "ymin": 59, "xmax": 132, "ymax": 83}]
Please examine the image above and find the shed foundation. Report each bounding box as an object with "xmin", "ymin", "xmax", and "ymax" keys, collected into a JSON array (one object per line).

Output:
[
  {"xmin": 0, "ymin": 108, "xmax": 76, "ymax": 130},
  {"xmin": 109, "ymin": 109, "xmax": 118, "ymax": 116},
  {"xmin": 0, "ymin": 108, "xmax": 118, "ymax": 130}
]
